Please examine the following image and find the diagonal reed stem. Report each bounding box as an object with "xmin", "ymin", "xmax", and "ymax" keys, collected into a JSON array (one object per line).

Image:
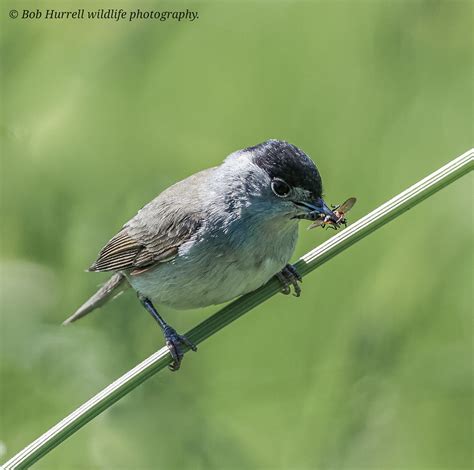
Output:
[{"xmin": 3, "ymin": 148, "xmax": 473, "ymax": 469}]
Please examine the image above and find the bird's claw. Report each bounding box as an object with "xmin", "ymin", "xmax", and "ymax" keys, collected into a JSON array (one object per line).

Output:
[
  {"xmin": 276, "ymin": 264, "xmax": 302, "ymax": 297},
  {"xmin": 163, "ymin": 326, "xmax": 197, "ymax": 371}
]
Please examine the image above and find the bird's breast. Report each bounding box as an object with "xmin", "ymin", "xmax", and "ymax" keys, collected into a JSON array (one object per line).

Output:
[{"xmin": 127, "ymin": 217, "xmax": 299, "ymax": 309}]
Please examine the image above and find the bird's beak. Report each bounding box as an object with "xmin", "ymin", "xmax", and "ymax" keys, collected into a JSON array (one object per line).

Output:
[{"xmin": 296, "ymin": 197, "xmax": 339, "ymax": 223}]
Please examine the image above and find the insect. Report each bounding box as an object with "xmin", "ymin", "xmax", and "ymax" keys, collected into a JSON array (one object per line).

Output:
[{"xmin": 308, "ymin": 197, "xmax": 357, "ymax": 230}]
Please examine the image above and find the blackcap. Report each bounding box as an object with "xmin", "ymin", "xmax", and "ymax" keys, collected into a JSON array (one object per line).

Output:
[{"xmin": 64, "ymin": 139, "xmax": 338, "ymax": 370}]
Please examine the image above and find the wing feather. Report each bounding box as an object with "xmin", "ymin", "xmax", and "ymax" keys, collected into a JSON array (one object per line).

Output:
[
  {"xmin": 88, "ymin": 230, "xmax": 146, "ymax": 272},
  {"xmin": 88, "ymin": 213, "xmax": 202, "ymax": 273},
  {"xmin": 89, "ymin": 170, "xmax": 209, "ymax": 274}
]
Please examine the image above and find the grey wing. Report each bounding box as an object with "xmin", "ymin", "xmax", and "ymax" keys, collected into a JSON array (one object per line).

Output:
[
  {"xmin": 88, "ymin": 210, "xmax": 203, "ymax": 275},
  {"xmin": 89, "ymin": 168, "xmax": 212, "ymax": 275}
]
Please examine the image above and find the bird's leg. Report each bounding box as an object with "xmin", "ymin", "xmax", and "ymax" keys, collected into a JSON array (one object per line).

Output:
[
  {"xmin": 139, "ymin": 295, "xmax": 197, "ymax": 371},
  {"xmin": 276, "ymin": 264, "xmax": 302, "ymax": 297}
]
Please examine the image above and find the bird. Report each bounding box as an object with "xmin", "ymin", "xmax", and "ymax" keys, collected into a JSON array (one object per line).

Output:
[{"xmin": 63, "ymin": 139, "xmax": 338, "ymax": 370}]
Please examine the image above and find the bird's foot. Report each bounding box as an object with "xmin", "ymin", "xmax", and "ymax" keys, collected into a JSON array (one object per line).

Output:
[
  {"xmin": 276, "ymin": 264, "xmax": 302, "ymax": 297},
  {"xmin": 163, "ymin": 326, "xmax": 197, "ymax": 371}
]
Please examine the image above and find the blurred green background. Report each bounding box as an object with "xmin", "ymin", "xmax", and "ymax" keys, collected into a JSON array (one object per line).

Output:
[{"xmin": 1, "ymin": 0, "xmax": 472, "ymax": 468}]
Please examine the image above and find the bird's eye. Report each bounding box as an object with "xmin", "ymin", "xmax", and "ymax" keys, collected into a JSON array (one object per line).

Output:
[{"xmin": 271, "ymin": 178, "xmax": 291, "ymax": 198}]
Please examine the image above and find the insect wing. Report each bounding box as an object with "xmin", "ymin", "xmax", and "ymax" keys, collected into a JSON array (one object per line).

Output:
[
  {"xmin": 308, "ymin": 218, "xmax": 325, "ymax": 230},
  {"xmin": 337, "ymin": 197, "xmax": 356, "ymax": 215}
]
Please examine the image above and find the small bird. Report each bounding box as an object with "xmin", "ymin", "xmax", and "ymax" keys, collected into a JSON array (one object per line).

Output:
[{"xmin": 63, "ymin": 140, "xmax": 338, "ymax": 370}]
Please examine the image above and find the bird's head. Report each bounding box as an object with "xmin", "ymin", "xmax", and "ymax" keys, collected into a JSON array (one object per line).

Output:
[{"xmin": 223, "ymin": 139, "xmax": 337, "ymax": 224}]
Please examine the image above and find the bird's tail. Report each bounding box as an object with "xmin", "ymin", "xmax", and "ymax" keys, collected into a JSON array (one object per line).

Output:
[{"xmin": 63, "ymin": 272, "xmax": 129, "ymax": 325}]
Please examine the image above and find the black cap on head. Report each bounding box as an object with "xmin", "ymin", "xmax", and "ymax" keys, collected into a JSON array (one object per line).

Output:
[{"xmin": 247, "ymin": 139, "xmax": 323, "ymax": 198}]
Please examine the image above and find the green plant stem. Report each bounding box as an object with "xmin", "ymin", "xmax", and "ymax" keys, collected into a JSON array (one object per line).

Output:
[{"xmin": 3, "ymin": 148, "xmax": 473, "ymax": 469}]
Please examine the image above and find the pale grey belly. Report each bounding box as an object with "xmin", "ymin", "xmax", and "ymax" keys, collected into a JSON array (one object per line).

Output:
[{"xmin": 126, "ymin": 224, "xmax": 298, "ymax": 309}]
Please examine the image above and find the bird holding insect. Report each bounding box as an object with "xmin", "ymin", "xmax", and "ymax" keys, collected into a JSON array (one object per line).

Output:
[{"xmin": 64, "ymin": 140, "xmax": 355, "ymax": 370}]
